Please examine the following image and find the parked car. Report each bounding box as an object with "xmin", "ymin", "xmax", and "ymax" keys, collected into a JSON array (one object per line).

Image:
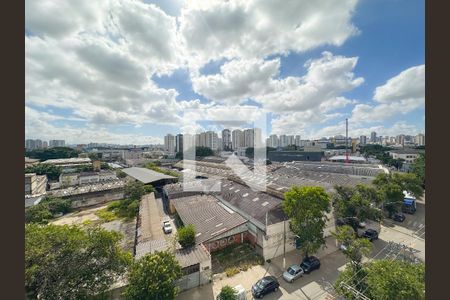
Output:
[
  {"xmin": 251, "ymin": 276, "xmax": 279, "ymax": 298},
  {"xmin": 282, "ymin": 264, "xmax": 304, "ymax": 283},
  {"xmin": 336, "ymin": 217, "xmax": 365, "ymax": 231},
  {"xmin": 363, "ymin": 229, "xmax": 378, "ymax": 241},
  {"xmin": 392, "ymin": 212, "xmax": 406, "ymax": 222},
  {"xmin": 162, "ymin": 220, "xmax": 172, "ymax": 234},
  {"xmin": 300, "ymin": 256, "xmax": 321, "ymax": 274},
  {"xmin": 217, "ymin": 284, "xmax": 247, "ymax": 300}
]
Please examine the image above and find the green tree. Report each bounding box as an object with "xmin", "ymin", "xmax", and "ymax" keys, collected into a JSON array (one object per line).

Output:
[
  {"xmin": 177, "ymin": 224, "xmax": 196, "ymax": 248},
  {"xmin": 116, "ymin": 169, "xmax": 127, "ymax": 178},
  {"xmin": 25, "ymin": 147, "xmax": 80, "ymax": 161},
  {"xmin": 124, "ymin": 251, "xmax": 182, "ymax": 300},
  {"xmin": 332, "ymin": 225, "xmax": 372, "ymax": 271},
  {"xmin": 333, "ymin": 185, "xmax": 382, "ymax": 222},
  {"xmin": 217, "ymin": 285, "xmax": 238, "ymax": 300},
  {"xmin": 195, "ymin": 146, "xmax": 213, "ymax": 157},
  {"xmin": 25, "ymin": 224, "xmax": 131, "ymax": 299},
  {"xmin": 25, "ymin": 163, "xmax": 62, "ymax": 181},
  {"xmin": 25, "ymin": 197, "xmax": 72, "ymax": 224},
  {"xmin": 411, "ymin": 153, "xmax": 425, "ymax": 187},
  {"xmin": 124, "ymin": 181, "xmax": 147, "ymax": 200},
  {"xmin": 334, "ymin": 259, "xmax": 425, "ymax": 300},
  {"xmin": 245, "ymin": 147, "xmax": 254, "ymax": 158},
  {"xmin": 282, "ymin": 186, "xmax": 330, "ymax": 258},
  {"xmin": 373, "ymin": 173, "xmax": 424, "ymax": 216}
]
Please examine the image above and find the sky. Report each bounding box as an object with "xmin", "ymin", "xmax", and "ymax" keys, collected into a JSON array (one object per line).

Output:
[{"xmin": 25, "ymin": 0, "xmax": 425, "ymax": 145}]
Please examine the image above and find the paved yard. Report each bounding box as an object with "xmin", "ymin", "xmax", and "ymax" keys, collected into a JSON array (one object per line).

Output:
[{"xmin": 141, "ymin": 193, "xmax": 177, "ymax": 243}]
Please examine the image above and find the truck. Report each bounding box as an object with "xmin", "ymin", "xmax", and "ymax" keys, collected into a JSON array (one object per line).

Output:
[{"xmin": 402, "ymin": 191, "xmax": 417, "ymax": 214}]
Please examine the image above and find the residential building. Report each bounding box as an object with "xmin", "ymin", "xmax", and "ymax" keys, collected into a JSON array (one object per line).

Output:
[
  {"xmin": 359, "ymin": 135, "xmax": 367, "ymax": 145},
  {"xmin": 204, "ymin": 131, "xmax": 219, "ymax": 150},
  {"xmin": 389, "ymin": 149, "xmax": 423, "ymax": 163},
  {"xmin": 49, "ymin": 140, "xmax": 65, "ymax": 147},
  {"xmin": 222, "ymin": 129, "xmax": 232, "ymax": 150},
  {"xmin": 370, "ymin": 132, "xmax": 377, "ymax": 143},
  {"xmin": 164, "ymin": 134, "xmax": 176, "ymax": 154},
  {"xmin": 268, "ymin": 134, "xmax": 279, "ymax": 148},
  {"xmin": 243, "ymin": 129, "xmax": 254, "ymax": 147},
  {"xmin": 396, "ymin": 134, "xmax": 405, "ymax": 146},
  {"xmin": 294, "ymin": 135, "xmax": 301, "ymax": 147},
  {"xmin": 232, "ymin": 129, "xmax": 244, "ymax": 149},
  {"xmin": 279, "ymin": 135, "xmax": 288, "ymax": 147},
  {"xmin": 415, "ymin": 133, "xmax": 425, "ymax": 146},
  {"xmin": 176, "ymin": 134, "xmax": 183, "ymax": 153}
]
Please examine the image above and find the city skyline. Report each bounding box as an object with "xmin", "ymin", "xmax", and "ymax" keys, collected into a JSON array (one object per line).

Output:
[{"xmin": 25, "ymin": 0, "xmax": 424, "ymax": 145}]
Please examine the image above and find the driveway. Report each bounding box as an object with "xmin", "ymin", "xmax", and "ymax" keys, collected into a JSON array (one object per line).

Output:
[{"xmin": 141, "ymin": 193, "xmax": 177, "ymax": 242}]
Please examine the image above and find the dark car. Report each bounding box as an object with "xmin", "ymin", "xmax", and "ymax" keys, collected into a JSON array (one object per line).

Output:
[
  {"xmin": 300, "ymin": 256, "xmax": 321, "ymax": 274},
  {"xmin": 393, "ymin": 212, "xmax": 406, "ymax": 222},
  {"xmin": 251, "ymin": 276, "xmax": 279, "ymax": 298},
  {"xmin": 363, "ymin": 229, "xmax": 379, "ymax": 242}
]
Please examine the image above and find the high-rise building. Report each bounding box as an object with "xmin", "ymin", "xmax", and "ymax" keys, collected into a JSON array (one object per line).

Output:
[
  {"xmin": 175, "ymin": 134, "xmax": 183, "ymax": 153},
  {"xmin": 25, "ymin": 139, "xmax": 35, "ymax": 150},
  {"xmin": 359, "ymin": 135, "xmax": 367, "ymax": 145},
  {"xmin": 205, "ymin": 131, "xmax": 218, "ymax": 150},
  {"xmin": 222, "ymin": 129, "xmax": 232, "ymax": 150},
  {"xmin": 232, "ymin": 129, "xmax": 244, "ymax": 149},
  {"xmin": 243, "ymin": 129, "xmax": 254, "ymax": 147},
  {"xmin": 294, "ymin": 135, "xmax": 301, "ymax": 147},
  {"xmin": 42, "ymin": 141, "xmax": 48, "ymax": 148},
  {"xmin": 396, "ymin": 134, "xmax": 405, "ymax": 146},
  {"xmin": 279, "ymin": 135, "xmax": 288, "ymax": 147},
  {"xmin": 415, "ymin": 133, "xmax": 425, "ymax": 146},
  {"xmin": 164, "ymin": 134, "xmax": 176, "ymax": 154},
  {"xmin": 49, "ymin": 140, "xmax": 65, "ymax": 147},
  {"xmin": 268, "ymin": 134, "xmax": 279, "ymax": 148},
  {"xmin": 287, "ymin": 135, "xmax": 295, "ymax": 146},
  {"xmin": 370, "ymin": 132, "xmax": 377, "ymax": 143}
]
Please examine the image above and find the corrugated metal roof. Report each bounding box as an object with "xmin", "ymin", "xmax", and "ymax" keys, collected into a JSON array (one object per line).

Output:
[
  {"xmin": 122, "ymin": 167, "xmax": 176, "ymax": 184},
  {"xmin": 171, "ymin": 195, "xmax": 247, "ymax": 244}
]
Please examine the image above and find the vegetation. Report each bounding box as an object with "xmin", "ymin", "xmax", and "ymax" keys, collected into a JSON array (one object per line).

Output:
[
  {"xmin": 333, "ymin": 185, "xmax": 383, "ymax": 222},
  {"xmin": 177, "ymin": 224, "xmax": 196, "ymax": 248},
  {"xmin": 25, "ymin": 147, "xmax": 80, "ymax": 161},
  {"xmin": 282, "ymin": 186, "xmax": 331, "ymax": 258},
  {"xmin": 359, "ymin": 145, "xmax": 406, "ymax": 169},
  {"xmin": 196, "ymin": 146, "xmax": 214, "ymax": 157},
  {"xmin": 116, "ymin": 169, "xmax": 127, "ymax": 178},
  {"xmin": 245, "ymin": 147, "xmax": 254, "ymax": 158},
  {"xmin": 96, "ymin": 199, "xmax": 140, "ymax": 221},
  {"xmin": 25, "ymin": 197, "xmax": 72, "ymax": 224},
  {"xmin": 411, "ymin": 153, "xmax": 425, "ymax": 187},
  {"xmin": 124, "ymin": 181, "xmax": 154, "ymax": 200},
  {"xmin": 332, "ymin": 225, "xmax": 372, "ymax": 271},
  {"xmin": 334, "ymin": 259, "xmax": 425, "ymax": 300},
  {"xmin": 218, "ymin": 285, "xmax": 238, "ymax": 300},
  {"xmin": 373, "ymin": 173, "xmax": 424, "ymax": 216},
  {"xmin": 25, "ymin": 163, "xmax": 62, "ymax": 181},
  {"xmin": 124, "ymin": 251, "xmax": 182, "ymax": 300},
  {"xmin": 25, "ymin": 223, "xmax": 131, "ymax": 299},
  {"xmin": 212, "ymin": 242, "xmax": 264, "ymax": 274},
  {"xmin": 145, "ymin": 162, "xmax": 180, "ymax": 178}
]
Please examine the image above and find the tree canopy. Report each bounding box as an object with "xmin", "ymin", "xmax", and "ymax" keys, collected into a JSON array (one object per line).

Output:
[
  {"xmin": 410, "ymin": 153, "xmax": 425, "ymax": 187},
  {"xmin": 282, "ymin": 186, "xmax": 330, "ymax": 258},
  {"xmin": 25, "ymin": 163, "xmax": 62, "ymax": 181},
  {"xmin": 25, "ymin": 147, "xmax": 80, "ymax": 161},
  {"xmin": 334, "ymin": 259, "xmax": 425, "ymax": 300},
  {"xmin": 218, "ymin": 285, "xmax": 238, "ymax": 300},
  {"xmin": 25, "ymin": 197, "xmax": 72, "ymax": 224},
  {"xmin": 124, "ymin": 181, "xmax": 154, "ymax": 200},
  {"xmin": 124, "ymin": 251, "xmax": 182, "ymax": 300},
  {"xmin": 333, "ymin": 184, "xmax": 383, "ymax": 222},
  {"xmin": 177, "ymin": 224, "xmax": 196, "ymax": 248},
  {"xmin": 25, "ymin": 223, "xmax": 131, "ymax": 299},
  {"xmin": 332, "ymin": 225, "xmax": 372, "ymax": 271},
  {"xmin": 196, "ymin": 146, "xmax": 214, "ymax": 157}
]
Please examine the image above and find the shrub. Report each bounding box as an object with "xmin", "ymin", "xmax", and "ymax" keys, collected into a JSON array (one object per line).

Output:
[
  {"xmin": 177, "ymin": 224, "xmax": 196, "ymax": 248},
  {"xmin": 218, "ymin": 285, "xmax": 238, "ymax": 300},
  {"xmin": 95, "ymin": 209, "xmax": 118, "ymax": 222},
  {"xmin": 225, "ymin": 267, "xmax": 240, "ymax": 277}
]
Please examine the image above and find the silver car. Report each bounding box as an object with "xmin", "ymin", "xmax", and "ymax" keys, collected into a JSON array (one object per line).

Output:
[{"xmin": 282, "ymin": 265, "xmax": 304, "ymax": 283}]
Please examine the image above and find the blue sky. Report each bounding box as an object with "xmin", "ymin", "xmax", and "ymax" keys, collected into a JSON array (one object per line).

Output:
[{"xmin": 25, "ymin": 0, "xmax": 424, "ymax": 144}]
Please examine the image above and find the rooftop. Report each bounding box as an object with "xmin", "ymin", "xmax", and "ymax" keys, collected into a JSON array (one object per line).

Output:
[
  {"xmin": 171, "ymin": 194, "xmax": 247, "ymax": 244},
  {"xmin": 389, "ymin": 149, "xmax": 424, "ymax": 154},
  {"xmin": 122, "ymin": 167, "xmax": 177, "ymax": 184},
  {"xmin": 42, "ymin": 157, "xmax": 92, "ymax": 164}
]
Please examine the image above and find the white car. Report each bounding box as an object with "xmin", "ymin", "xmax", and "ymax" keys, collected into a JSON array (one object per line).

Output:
[{"xmin": 162, "ymin": 221, "xmax": 172, "ymax": 234}]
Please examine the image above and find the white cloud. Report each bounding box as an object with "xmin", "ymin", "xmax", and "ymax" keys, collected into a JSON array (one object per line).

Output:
[
  {"xmin": 351, "ymin": 65, "xmax": 425, "ymax": 123},
  {"xmin": 191, "ymin": 52, "xmax": 363, "ymax": 113},
  {"xmin": 179, "ymin": 0, "xmax": 359, "ymax": 68}
]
